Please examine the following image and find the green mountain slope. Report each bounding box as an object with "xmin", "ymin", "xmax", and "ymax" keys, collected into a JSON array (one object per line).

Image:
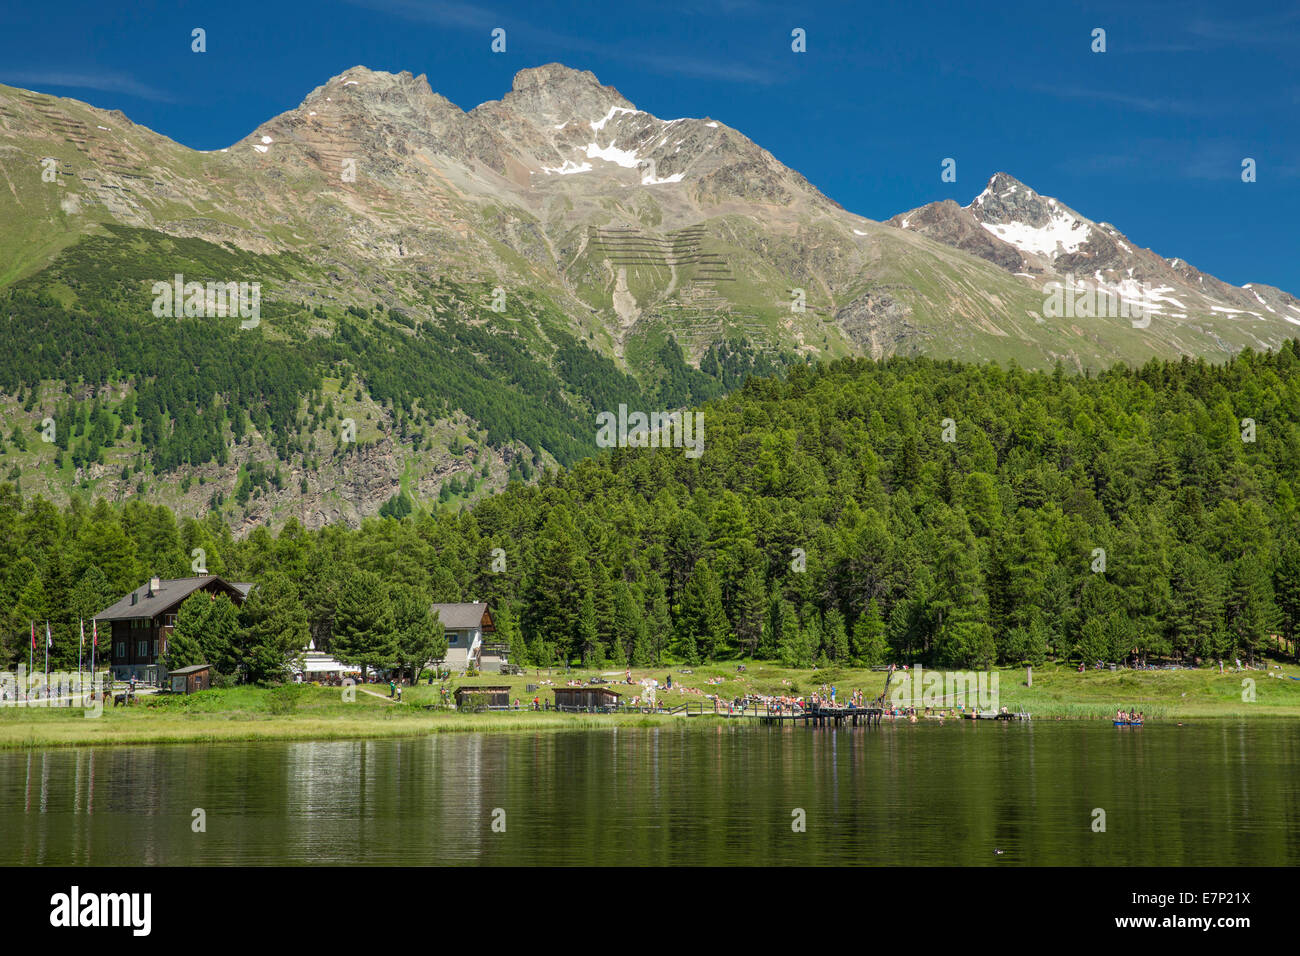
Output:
[
  {"xmin": 5, "ymin": 343, "xmax": 1300, "ymax": 672},
  {"xmin": 2, "ymin": 63, "xmax": 1297, "ymax": 528}
]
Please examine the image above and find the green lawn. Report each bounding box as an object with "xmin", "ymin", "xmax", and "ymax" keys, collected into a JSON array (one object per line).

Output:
[
  {"xmin": 401, "ymin": 659, "xmax": 1300, "ymax": 719},
  {"xmin": 2, "ymin": 660, "xmax": 1298, "ymax": 749}
]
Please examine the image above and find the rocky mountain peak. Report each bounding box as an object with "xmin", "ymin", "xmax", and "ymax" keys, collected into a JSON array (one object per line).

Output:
[
  {"xmin": 962, "ymin": 172, "xmax": 1095, "ymax": 261},
  {"xmin": 299, "ymin": 66, "xmax": 452, "ymax": 113},
  {"xmin": 495, "ymin": 63, "xmax": 635, "ymax": 129},
  {"xmin": 969, "ymin": 172, "xmax": 1052, "ymax": 223}
]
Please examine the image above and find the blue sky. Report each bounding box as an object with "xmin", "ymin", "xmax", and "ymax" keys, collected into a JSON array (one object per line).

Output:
[{"xmin": 3, "ymin": 0, "xmax": 1298, "ymax": 291}]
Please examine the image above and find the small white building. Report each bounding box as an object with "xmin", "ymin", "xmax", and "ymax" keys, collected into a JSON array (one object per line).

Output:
[
  {"xmin": 432, "ymin": 602, "xmax": 496, "ymax": 671},
  {"xmin": 294, "ymin": 640, "xmax": 361, "ymax": 682}
]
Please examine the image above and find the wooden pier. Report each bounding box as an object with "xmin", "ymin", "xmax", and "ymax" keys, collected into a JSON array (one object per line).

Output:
[
  {"xmin": 711, "ymin": 703, "xmax": 1030, "ymax": 726},
  {"xmin": 753, "ymin": 704, "xmax": 885, "ymax": 727}
]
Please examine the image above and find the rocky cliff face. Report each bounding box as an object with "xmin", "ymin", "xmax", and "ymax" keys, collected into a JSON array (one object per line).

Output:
[{"xmin": 886, "ymin": 198, "xmax": 1026, "ymax": 272}]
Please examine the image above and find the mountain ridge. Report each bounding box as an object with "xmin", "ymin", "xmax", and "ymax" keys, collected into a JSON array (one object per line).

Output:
[
  {"xmin": 5, "ymin": 63, "xmax": 1296, "ymax": 357},
  {"xmin": 2, "ymin": 63, "xmax": 1299, "ymax": 531}
]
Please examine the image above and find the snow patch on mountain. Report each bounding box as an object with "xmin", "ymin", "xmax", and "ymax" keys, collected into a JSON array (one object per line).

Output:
[
  {"xmin": 585, "ymin": 141, "xmax": 641, "ymax": 168},
  {"xmin": 641, "ymin": 168, "xmax": 683, "ymax": 185},
  {"xmin": 591, "ymin": 106, "xmax": 639, "ymax": 131},
  {"xmin": 980, "ymin": 214, "xmax": 1092, "ymax": 258},
  {"xmin": 542, "ymin": 160, "xmax": 593, "ymax": 175}
]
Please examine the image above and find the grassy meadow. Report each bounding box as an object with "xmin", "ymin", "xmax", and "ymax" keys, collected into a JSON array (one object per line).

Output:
[{"xmin": 3, "ymin": 659, "xmax": 1300, "ymax": 750}]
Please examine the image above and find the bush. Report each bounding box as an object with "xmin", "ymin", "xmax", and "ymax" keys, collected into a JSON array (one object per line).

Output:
[{"xmin": 268, "ymin": 683, "xmax": 305, "ymax": 715}]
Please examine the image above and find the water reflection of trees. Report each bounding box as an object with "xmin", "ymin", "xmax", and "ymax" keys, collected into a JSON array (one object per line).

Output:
[{"xmin": 2, "ymin": 726, "xmax": 1299, "ymax": 865}]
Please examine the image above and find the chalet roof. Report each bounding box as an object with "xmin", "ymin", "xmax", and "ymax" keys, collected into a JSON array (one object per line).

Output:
[
  {"xmin": 431, "ymin": 602, "xmax": 491, "ymax": 630},
  {"xmin": 95, "ymin": 576, "xmax": 244, "ymax": 621},
  {"xmin": 168, "ymin": 663, "xmax": 211, "ymax": 675}
]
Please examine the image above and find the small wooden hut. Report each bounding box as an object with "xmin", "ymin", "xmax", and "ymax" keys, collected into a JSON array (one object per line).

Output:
[
  {"xmin": 454, "ymin": 685, "xmax": 511, "ymax": 710},
  {"xmin": 168, "ymin": 664, "xmax": 211, "ymax": 694},
  {"xmin": 553, "ymin": 686, "xmax": 622, "ymax": 712}
]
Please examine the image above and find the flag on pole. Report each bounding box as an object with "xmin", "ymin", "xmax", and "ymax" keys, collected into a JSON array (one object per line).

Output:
[
  {"xmin": 80, "ymin": 619, "xmax": 85, "ymax": 653},
  {"xmin": 30, "ymin": 621, "xmax": 35, "ymax": 651},
  {"xmin": 46, "ymin": 621, "xmax": 52, "ymax": 650},
  {"xmin": 92, "ymin": 618, "xmax": 98, "ymax": 648}
]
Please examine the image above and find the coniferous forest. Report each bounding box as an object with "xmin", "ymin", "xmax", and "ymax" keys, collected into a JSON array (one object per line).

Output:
[
  {"xmin": 0, "ymin": 226, "xmax": 792, "ymax": 475},
  {"xmin": 3, "ymin": 344, "xmax": 1300, "ymax": 680}
]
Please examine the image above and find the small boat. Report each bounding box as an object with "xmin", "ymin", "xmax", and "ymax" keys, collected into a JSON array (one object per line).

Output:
[{"xmin": 1113, "ymin": 720, "xmax": 1144, "ymax": 727}]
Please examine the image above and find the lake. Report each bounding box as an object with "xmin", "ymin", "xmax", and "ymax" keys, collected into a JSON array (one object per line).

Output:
[{"xmin": 3, "ymin": 721, "xmax": 1298, "ymax": 865}]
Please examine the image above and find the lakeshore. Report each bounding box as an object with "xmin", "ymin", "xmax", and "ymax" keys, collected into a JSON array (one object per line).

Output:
[{"xmin": 3, "ymin": 661, "xmax": 1299, "ymax": 750}]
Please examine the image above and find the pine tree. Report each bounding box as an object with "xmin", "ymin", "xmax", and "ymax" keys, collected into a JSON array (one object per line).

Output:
[
  {"xmin": 494, "ymin": 603, "xmax": 529, "ymax": 669},
  {"xmin": 332, "ymin": 570, "xmax": 396, "ymax": 678},
  {"xmin": 645, "ymin": 571, "xmax": 672, "ymax": 664},
  {"xmin": 576, "ymin": 585, "xmax": 600, "ymax": 666},
  {"xmin": 525, "ymin": 507, "xmax": 584, "ymax": 663},
  {"xmin": 612, "ymin": 580, "xmax": 640, "ymax": 665},
  {"xmin": 823, "ymin": 608, "xmax": 849, "ymax": 663},
  {"xmin": 163, "ymin": 622, "xmax": 205, "ymax": 671},
  {"xmin": 195, "ymin": 594, "xmax": 243, "ymax": 676},
  {"xmin": 592, "ymin": 561, "xmax": 617, "ymax": 661},
  {"xmin": 733, "ymin": 567, "xmax": 767, "ymax": 658},
  {"xmin": 851, "ymin": 599, "xmax": 888, "ymax": 665},
  {"xmin": 776, "ymin": 598, "xmax": 801, "ymax": 667},
  {"xmin": 391, "ymin": 583, "xmax": 445, "ymax": 682},
  {"xmin": 238, "ymin": 575, "xmax": 310, "ymax": 684},
  {"xmin": 677, "ymin": 562, "xmax": 730, "ymax": 661},
  {"xmin": 1226, "ymin": 555, "xmax": 1275, "ymax": 665},
  {"xmin": 1275, "ymin": 537, "xmax": 1300, "ymax": 660}
]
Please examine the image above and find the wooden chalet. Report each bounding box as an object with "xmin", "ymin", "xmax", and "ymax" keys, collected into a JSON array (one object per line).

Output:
[{"xmin": 95, "ymin": 576, "xmax": 252, "ymax": 683}]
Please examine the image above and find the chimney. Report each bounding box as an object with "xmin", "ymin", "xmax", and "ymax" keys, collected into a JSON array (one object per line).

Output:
[
  {"xmin": 149, "ymin": 577, "xmax": 161, "ymax": 596},
  {"xmin": 130, "ymin": 592, "xmax": 138, "ymax": 606}
]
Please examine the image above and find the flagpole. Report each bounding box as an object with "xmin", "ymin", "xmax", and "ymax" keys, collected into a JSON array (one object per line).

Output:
[
  {"xmin": 91, "ymin": 618, "xmax": 97, "ymax": 696},
  {"xmin": 45, "ymin": 620, "xmax": 50, "ymax": 699},
  {"xmin": 79, "ymin": 619, "xmax": 84, "ymax": 702},
  {"xmin": 28, "ymin": 621, "xmax": 34, "ymax": 706}
]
